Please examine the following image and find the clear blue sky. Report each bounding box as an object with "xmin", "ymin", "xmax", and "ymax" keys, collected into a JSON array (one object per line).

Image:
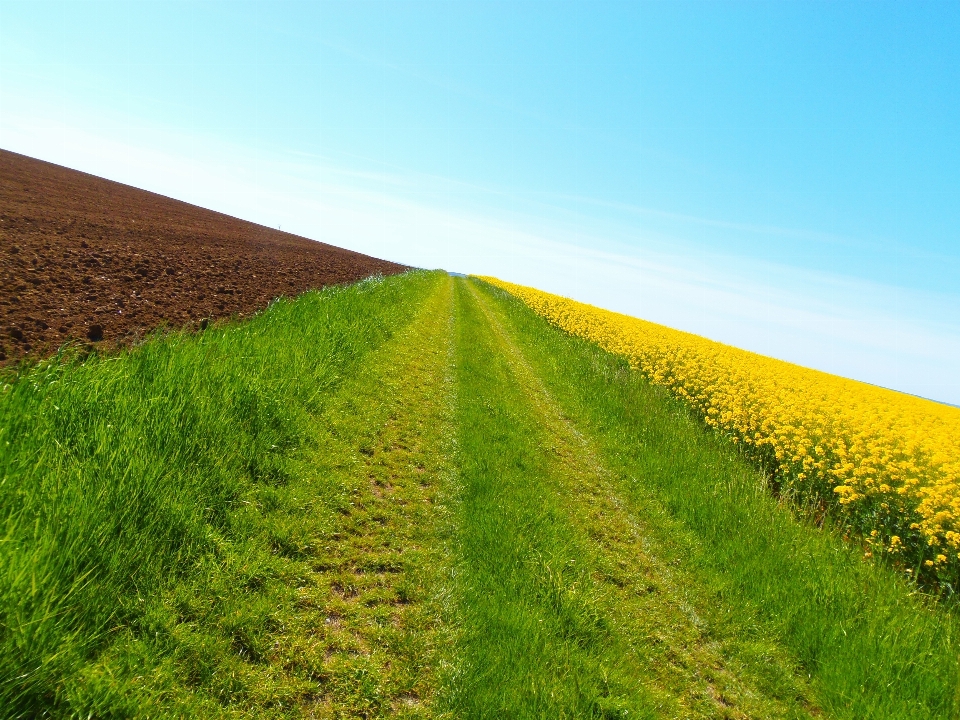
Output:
[{"xmin": 2, "ymin": 1, "xmax": 959, "ymax": 403}]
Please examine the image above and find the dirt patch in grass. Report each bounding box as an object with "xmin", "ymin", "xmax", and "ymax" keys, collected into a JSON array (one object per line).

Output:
[{"xmin": 0, "ymin": 149, "xmax": 408, "ymax": 365}]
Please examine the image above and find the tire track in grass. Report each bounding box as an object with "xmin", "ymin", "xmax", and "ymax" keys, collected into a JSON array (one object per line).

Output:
[
  {"xmin": 280, "ymin": 275, "xmax": 457, "ymax": 717},
  {"xmin": 457, "ymin": 278, "xmax": 817, "ymax": 719}
]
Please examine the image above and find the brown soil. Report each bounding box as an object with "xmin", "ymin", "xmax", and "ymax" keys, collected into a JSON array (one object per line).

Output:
[{"xmin": 0, "ymin": 149, "xmax": 409, "ymax": 366}]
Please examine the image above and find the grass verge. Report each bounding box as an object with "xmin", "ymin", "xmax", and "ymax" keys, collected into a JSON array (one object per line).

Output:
[
  {"xmin": 469, "ymin": 276, "xmax": 960, "ymax": 720},
  {"xmin": 0, "ymin": 270, "xmax": 449, "ymax": 717}
]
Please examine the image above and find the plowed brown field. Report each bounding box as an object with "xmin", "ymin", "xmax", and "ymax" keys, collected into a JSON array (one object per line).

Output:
[{"xmin": 0, "ymin": 149, "xmax": 408, "ymax": 365}]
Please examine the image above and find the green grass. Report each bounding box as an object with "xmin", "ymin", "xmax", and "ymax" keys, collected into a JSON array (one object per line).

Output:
[
  {"xmin": 467, "ymin": 276, "xmax": 960, "ymax": 719},
  {"xmin": 1, "ymin": 270, "xmax": 958, "ymax": 718},
  {"xmin": 450, "ymin": 279, "xmax": 820, "ymax": 718},
  {"xmin": 449, "ymin": 276, "xmax": 659, "ymax": 718},
  {"xmin": 0, "ymin": 270, "xmax": 449, "ymax": 717}
]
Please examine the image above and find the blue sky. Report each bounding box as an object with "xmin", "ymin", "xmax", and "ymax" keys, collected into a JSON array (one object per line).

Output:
[{"xmin": 2, "ymin": 1, "xmax": 959, "ymax": 403}]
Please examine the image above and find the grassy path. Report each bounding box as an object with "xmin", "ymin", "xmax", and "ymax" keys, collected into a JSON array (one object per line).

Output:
[
  {"xmin": 279, "ymin": 272, "xmax": 457, "ymax": 717},
  {"xmin": 452, "ymin": 277, "xmax": 651, "ymax": 716},
  {"xmin": 451, "ymin": 278, "xmax": 818, "ymax": 718},
  {"xmin": 4, "ymin": 270, "xmax": 959, "ymax": 718},
  {"xmin": 145, "ymin": 272, "xmax": 459, "ymax": 717}
]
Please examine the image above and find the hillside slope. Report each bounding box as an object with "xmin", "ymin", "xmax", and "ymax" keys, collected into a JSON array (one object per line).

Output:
[
  {"xmin": 0, "ymin": 149, "xmax": 407, "ymax": 365},
  {"xmin": 0, "ymin": 272, "xmax": 957, "ymax": 718}
]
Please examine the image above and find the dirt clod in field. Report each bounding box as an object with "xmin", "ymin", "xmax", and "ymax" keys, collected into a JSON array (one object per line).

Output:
[{"xmin": 0, "ymin": 149, "xmax": 409, "ymax": 367}]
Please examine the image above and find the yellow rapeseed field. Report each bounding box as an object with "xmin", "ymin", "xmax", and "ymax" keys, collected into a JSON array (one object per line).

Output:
[{"xmin": 480, "ymin": 276, "xmax": 960, "ymax": 584}]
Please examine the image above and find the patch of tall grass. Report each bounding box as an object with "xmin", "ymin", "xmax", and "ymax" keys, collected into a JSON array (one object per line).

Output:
[{"xmin": 0, "ymin": 270, "xmax": 438, "ymax": 716}]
